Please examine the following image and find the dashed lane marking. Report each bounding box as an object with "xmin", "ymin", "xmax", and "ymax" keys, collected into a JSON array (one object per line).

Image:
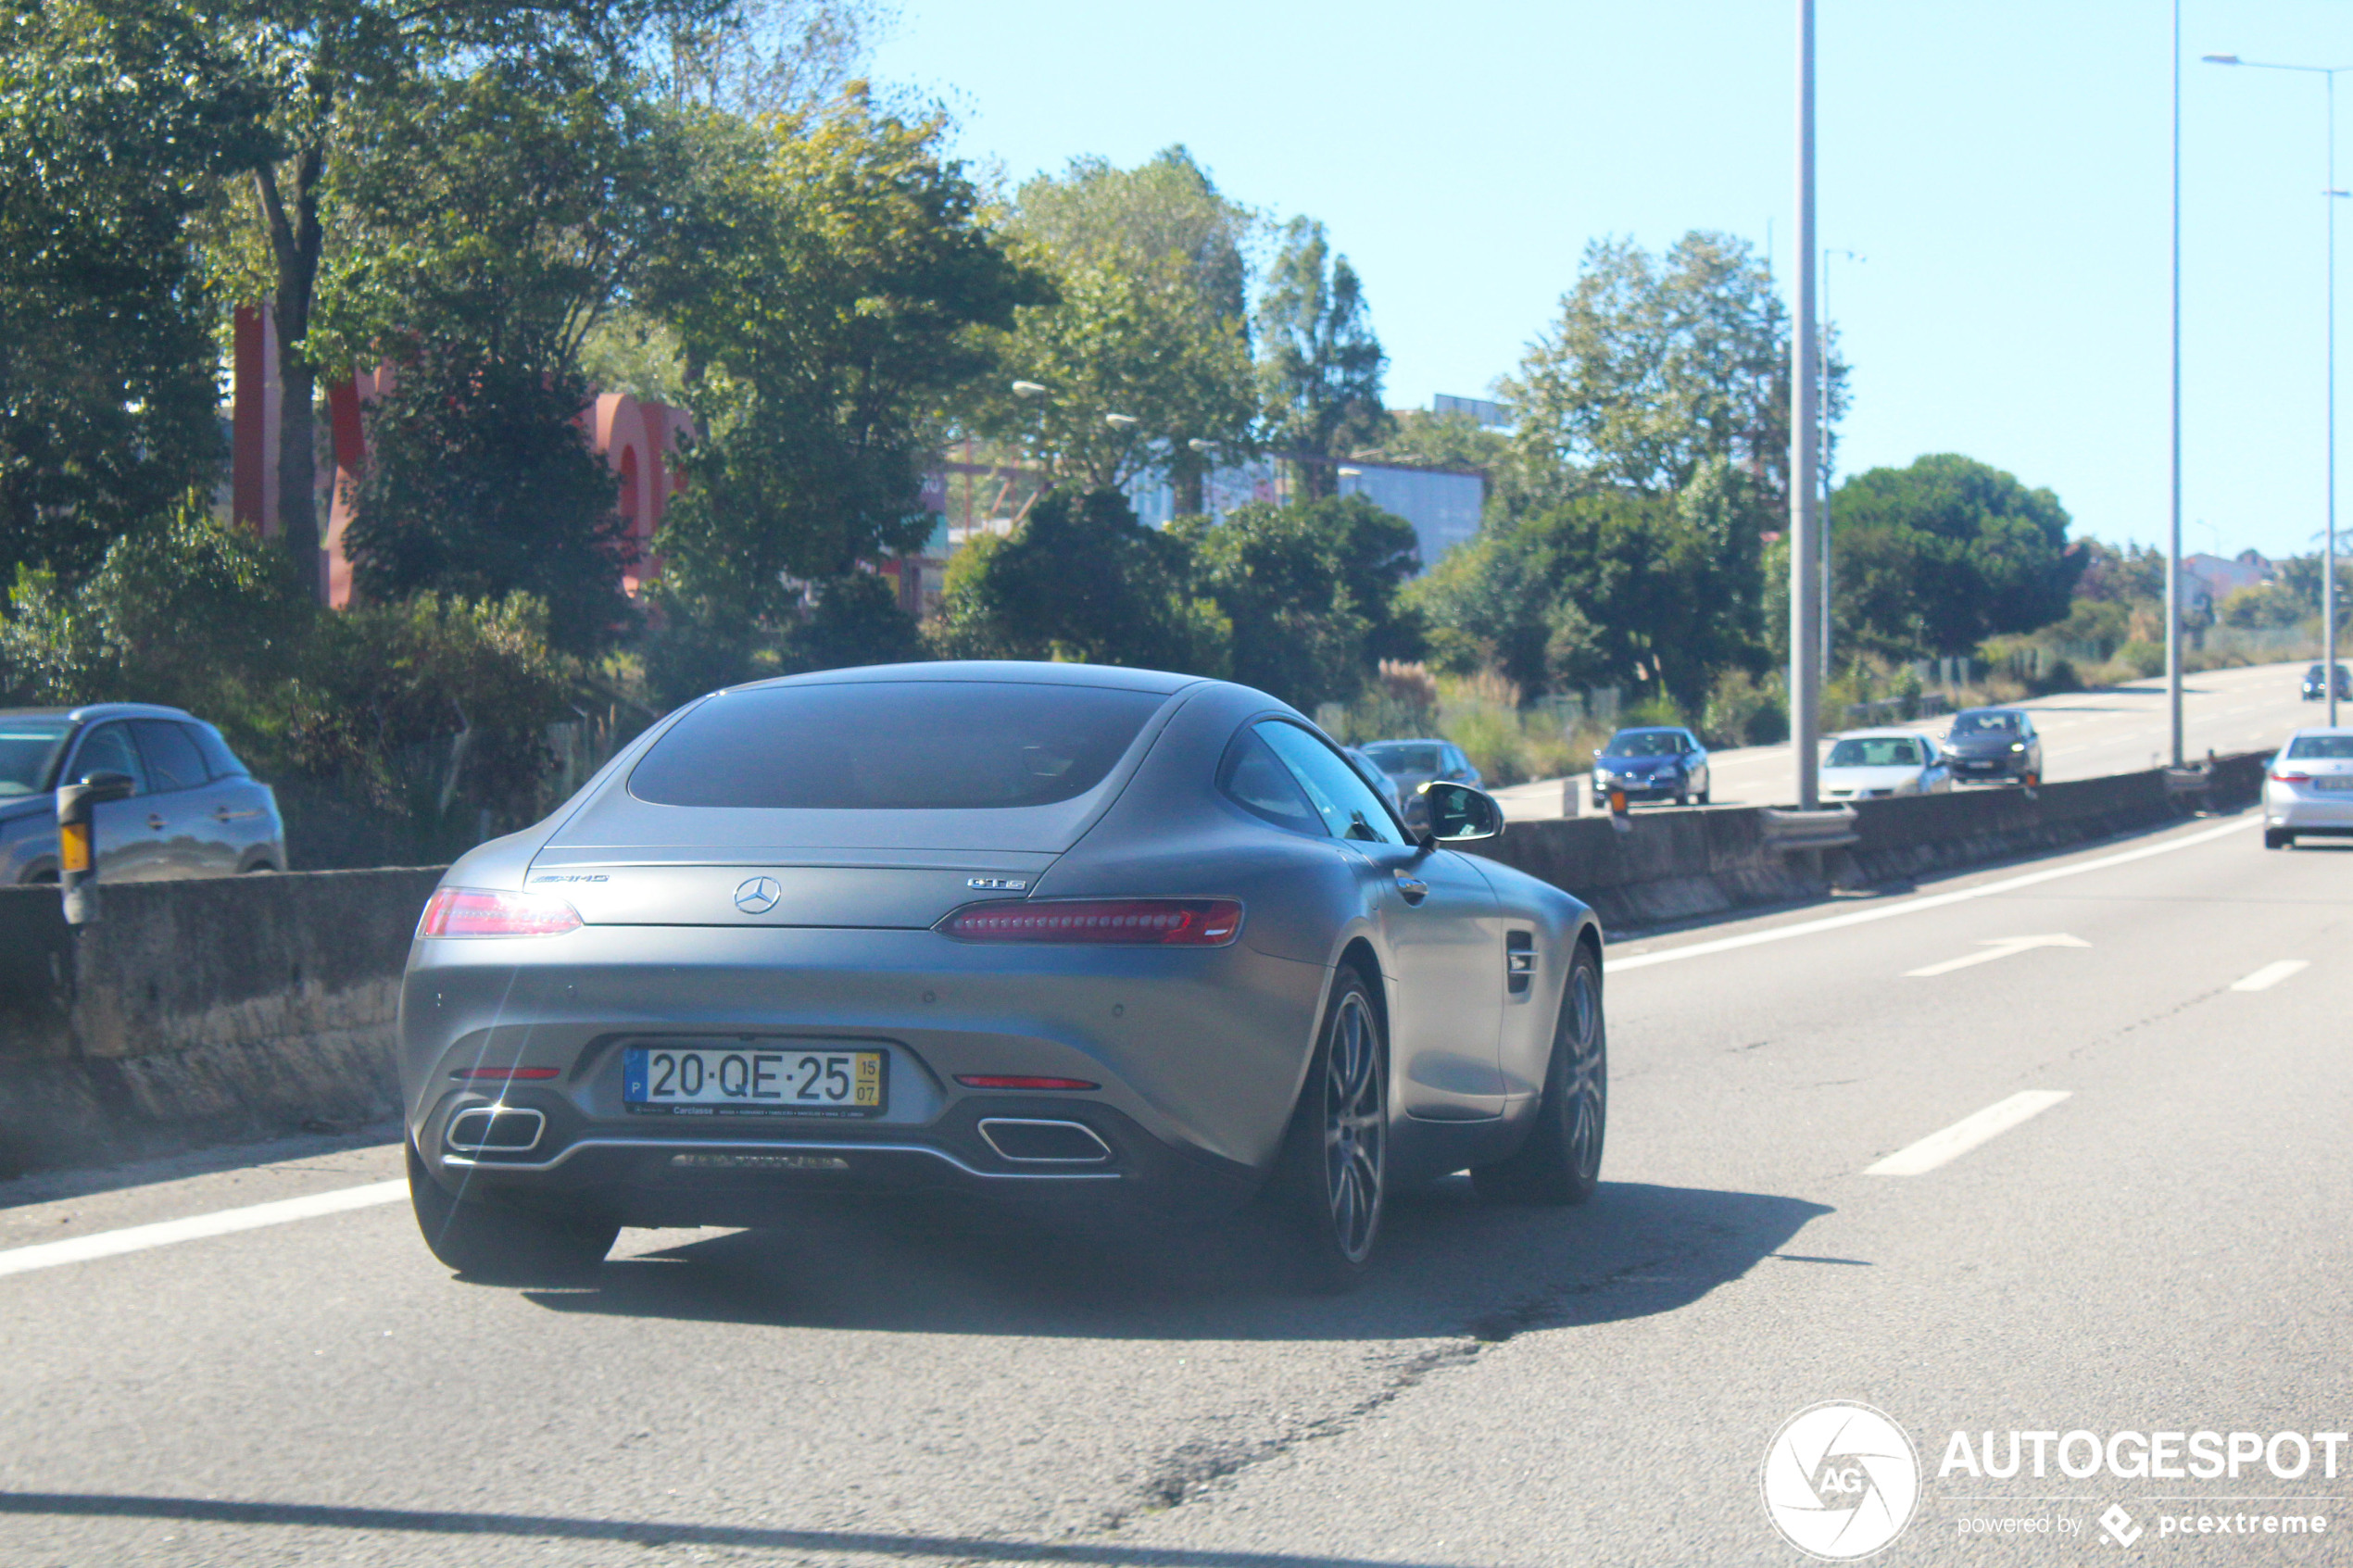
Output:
[
  {"xmin": 2231, "ymin": 960, "xmax": 2309, "ymax": 993},
  {"xmin": 1864, "ymin": 1091, "xmax": 2073, "ymax": 1176},
  {"xmin": 0, "ymin": 1180, "xmax": 408, "ymax": 1280}
]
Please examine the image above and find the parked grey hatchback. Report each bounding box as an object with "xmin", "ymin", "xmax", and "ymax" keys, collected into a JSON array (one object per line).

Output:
[{"xmin": 0, "ymin": 704, "xmax": 286, "ymax": 884}]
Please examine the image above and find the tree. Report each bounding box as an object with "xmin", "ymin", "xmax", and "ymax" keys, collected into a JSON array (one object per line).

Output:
[
  {"xmin": 1406, "ymin": 463, "xmax": 1766, "ymax": 709},
  {"xmin": 991, "ymin": 148, "xmax": 1257, "ymax": 500},
  {"xmin": 0, "ymin": 0, "xmax": 264, "ymax": 581},
  {"xmin": 206, "ymin": 0, "xmax": 711, "ymax": 586},
  {"xmin": 1830, "ymin": 454, "xmax": 2084, "ymax": 659},
  {"xmin": 658, "ymin": 0, "xmax": 881, "ymax": 117},
  {"xmin": 1257, "ymin": 217, "xmax": 1388, "ymax": 499},
  {"xmin": 313, "ymin": 55, "xmax": 685, "ymax": 377},
  {"xmin": 1503, "ymin": 232, "xmax": 1838, "ymax": 512},
  {"xmin": 648, "ymin": 90, "xmax": 1040, "ymax": 613},
  {"xmin": 930, "ymin": 487, "xmax": 1228, "ymax": 673},
  {"xmin": 342, "ymin": 346, "xmax": 634, "ymax": 653},
  {"xmin": 1173, "ymin": 495, "xmax": 1420, "ymax": 709}
]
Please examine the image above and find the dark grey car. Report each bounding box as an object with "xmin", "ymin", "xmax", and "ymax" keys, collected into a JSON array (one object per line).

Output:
[
  {"xmin": 1359, "ymin": 739, "xmax": 1483, "ymax": 832},
  {"xmin": 400, "ymin": 663, "xmax": 1606, "ymax": 1290},
  {"xmin": 0, "ymin": 704, "xmax": 285, "ymax": 884},
  {"xmin": 1941, "ymin": 707, "xmax": 2043, "ymax": 784}
]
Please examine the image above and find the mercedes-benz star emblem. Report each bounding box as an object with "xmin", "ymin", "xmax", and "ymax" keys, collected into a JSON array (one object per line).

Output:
[{"xmin": 733, "ymin": 875, "xmax": 783, "ymax": 914}]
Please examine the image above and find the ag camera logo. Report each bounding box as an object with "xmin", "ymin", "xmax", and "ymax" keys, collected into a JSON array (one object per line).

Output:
[{"xmin": 1762, "ymin": 1401, "xmax": 1920, "ymax": 1560}]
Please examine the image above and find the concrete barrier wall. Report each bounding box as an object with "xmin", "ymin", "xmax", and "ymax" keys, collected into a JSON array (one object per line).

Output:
[
  {"xmin": 0, "ymin": 869, "xmax": 442, "ymax": 1176},
  {"xmin": 0, "ymin": 752, "xmax": 2271, "ymax": 1177},
  {"xmin": 1470, "ymin": 752, "xmax": 2267, "ymax": 931}
]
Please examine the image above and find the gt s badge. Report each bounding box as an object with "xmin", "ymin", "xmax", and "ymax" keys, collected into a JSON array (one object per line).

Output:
[{"xmin": 966, "ymin": 877, "xmax": 1029, "ymax": 890}]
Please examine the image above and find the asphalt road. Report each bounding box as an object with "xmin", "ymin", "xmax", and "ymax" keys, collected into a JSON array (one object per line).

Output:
[
  {"xmin": 1490, "ymin": 659, "xmax": 2323, "ymax": 821},
  {"xmin": 3, "ymin": 808, "xmax": 2349, "ymax": 1566}
]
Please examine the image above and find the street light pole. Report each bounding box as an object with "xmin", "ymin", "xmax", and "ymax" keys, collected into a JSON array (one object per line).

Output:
[
  {"xmin": 2204, "ymin": 51, "xmax": 2353, "ymax": 727},
  {"xmin": 2171, "ymin": 0, "xmax": 2183, "ymax": 765},
  {"xmin": 1791, "ymin": 0, "xmax": 1821, "ymax": 809}
]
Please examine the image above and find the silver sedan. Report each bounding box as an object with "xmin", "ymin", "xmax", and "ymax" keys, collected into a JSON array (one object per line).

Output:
[
  {"xmin": 2262, "ymin": 727, "xmax": 2353, "ymax": 848},
  {"xmin": 401, "ymin": 662, "xmax": 1607, "ymax": 1291}
]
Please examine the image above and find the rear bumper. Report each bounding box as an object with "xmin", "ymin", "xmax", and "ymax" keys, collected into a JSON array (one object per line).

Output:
[
  {"xmin": 398, "ymin": 924, "xmax": 1323, "ymax": 1223},
  {"xmin": 2265, "ymin": 789, "xmax": 2353, "ymax": 830},
  {"xmin": 418, "ymin": 1094, "xmax": 1256, "ymax": 1226},
  {"xmin": 1592, "ymin": 780, "xmax": 1685, "ymax": 802}
]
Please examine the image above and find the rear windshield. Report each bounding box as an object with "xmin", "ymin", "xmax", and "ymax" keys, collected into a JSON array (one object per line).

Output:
[
  {"xmin": 2285, "ymin": 734, "xmax": 2353, "ymax": 759},
  {"xmin": 1604, "ymin": 730, "xmax": 1684, "ymax": 758},
  {"xmin": 1828, "ymin": 737, "xmax": 1922, "ymax": 768},
  {"xmin": 628, "ymin": 682, "xmax": 1168, "ymax": 809},
  {"xmin": 1951, "ymin": 711, "xmax": 2020, "ymax": 734},
  {"xmin": 0, "ymin": 718, "xmax": 70, "ymax": 797},
  {"xmin": 1362, "ymin": 743, "xmax": 1440, "ymax": 775}
]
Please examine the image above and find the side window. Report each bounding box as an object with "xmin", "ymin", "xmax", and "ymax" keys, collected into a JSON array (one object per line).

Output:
[
  {"xmin": 132, "ymin": 720, "xmax": 208, "ymax": 793},
  {"xmin": 1257, "ymin": 722, "xmax": 1407, "ymax": 846},
  {"xmin": 1219, "ymin": 729, "xmax": 1325, "ymax": 835},
  {"xmin": 69, "ymin": 723, "xmax": 146, "ymax": 795},
  {"xmin": 186, "ymin": 723, "xmax": 249, "ymax": 781}
]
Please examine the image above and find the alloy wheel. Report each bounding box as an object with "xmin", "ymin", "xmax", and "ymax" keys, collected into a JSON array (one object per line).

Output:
[
  {"xmin": 1560, "ymin": 965, "xmax": 1605, "ymax": 1181},
  {"xmin": 1321, "ymin": 991, "xmax": 1386, "ymax": 1262}
]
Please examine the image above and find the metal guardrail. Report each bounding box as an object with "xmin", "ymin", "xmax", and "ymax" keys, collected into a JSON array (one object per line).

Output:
[{"xmin": 1758, "ymin": 806, "xmax": 1860, "ymax": 852}]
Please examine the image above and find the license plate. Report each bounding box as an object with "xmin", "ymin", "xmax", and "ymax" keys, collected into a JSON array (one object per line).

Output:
[
  {"xmin": 2313, "ymin": 776, "xmax": 2353, "ymax": 791},
  {"xmin": 623, "ymin": 1045, "xmax": 886, "ymax": 1118}
]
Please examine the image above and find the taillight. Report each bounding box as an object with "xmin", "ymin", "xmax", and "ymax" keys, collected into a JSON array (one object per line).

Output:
[
  {"xmin": 937, "ymin": 898, "xmax": 1244, "ymax": 947},
  {"xmin": 450, "ymin": 1066, "xmax": 561, "ymax": 1081},
  {"xmin": 2272, "ymin": 771, "xmax": 2311, "ymax": 784},
  {"xmin": 418, "ymin": 887, "xmax": 584, "ymax": 938}
]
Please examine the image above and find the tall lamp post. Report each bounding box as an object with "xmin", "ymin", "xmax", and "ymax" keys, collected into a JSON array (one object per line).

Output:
[
  {"xmin": 2205, "ymin": 51, "xmax": 2353, "ymax": 727},
  {"xmin": 1790, "ymin": 0, "xmax": 1822, "ymax": 808}
]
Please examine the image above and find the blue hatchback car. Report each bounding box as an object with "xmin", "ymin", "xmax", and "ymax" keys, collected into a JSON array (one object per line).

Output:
[{"xmin": 0, "ymin": 703, "xmax": 286, "ymax": 884}]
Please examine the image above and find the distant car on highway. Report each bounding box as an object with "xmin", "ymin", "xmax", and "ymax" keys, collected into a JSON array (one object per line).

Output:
[
  {"xmin": 399, "ymin": 664, "xmax": 1606, "ymax": 1292},
  {"xmin": 1359, "ymin": 738, "xmax": 1481, "ymax": 831},
  {"xmin": 0, "ymin": 703, "xmax": 285, "ymax": 884},
  {"xmin": 1818, "ymin": 729, "xmax": 1951, "ymax": 800},
  {"xmin": 2262, "ymin": 727, "xmax": 2353, "ymax": 847},
  {"xmin": 1590, "ymin": 726, "xmax": 1710, "ymax": 809},
  {"xmin": 1341, "ymin": 746, "xmax": 1406, "ymax": 819},
  {"xmin": 2300, "ymin": 663, "xmax": 2350, "ymax": 702},
  {"xmin": 1941, "ymin": 707, "xmax": 2042, "ymax": 784}
]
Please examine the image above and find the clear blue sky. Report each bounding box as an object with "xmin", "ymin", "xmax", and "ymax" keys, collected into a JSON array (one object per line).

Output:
[{"xmin": 874, "ymin": 1, "xmax": 2353, "ymax": 561}]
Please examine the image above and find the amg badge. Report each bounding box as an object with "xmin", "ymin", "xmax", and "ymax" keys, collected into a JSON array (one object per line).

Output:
[{"xmin": 966, "ymin": 877, "xmax": 1029, "ymax": 890}]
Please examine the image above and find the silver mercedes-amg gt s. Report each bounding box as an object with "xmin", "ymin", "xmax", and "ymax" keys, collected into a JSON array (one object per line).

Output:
[{"xmin": 401, "ymin": 661, "xmax": 1606, "ymax": 1289}]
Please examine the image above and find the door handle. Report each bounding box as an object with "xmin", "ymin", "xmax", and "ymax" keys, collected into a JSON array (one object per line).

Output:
[{"xmin": 1393, "ymin": 873, "xmax": 1429, "ymax": 904}]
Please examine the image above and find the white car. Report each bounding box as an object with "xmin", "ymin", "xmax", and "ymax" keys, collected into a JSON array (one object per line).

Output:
[
  {"xmin": 2262, "ymin": 727, "xmax": 2353, "ymax": 848},
  {"xmin": 1819, "ymin": 729, "xmax": 1952, "ymax": 800}
]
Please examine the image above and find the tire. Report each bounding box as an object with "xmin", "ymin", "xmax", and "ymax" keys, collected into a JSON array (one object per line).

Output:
[
  {"xmin": 2266, "ymin": 829, "xmax": 2294, "ymax": 850},
  {"xmin": 1673, "ymin": 792, "xmax": 1690, "ymax": 807},
  {"xmin": 1697, "ymin": 788, "xmax": 1711, "ymax": 806},
  {"xmin": 1264, "ymin": 970, "xmax": 1389, "ymax": 1293},
  {"xmin": 407, "ymin": 1142, "xmax": 616, "ymax": 1282},
  {"xmin": 1473, "ymin": 943, "xmax": 1607, "ymax": 1207}
]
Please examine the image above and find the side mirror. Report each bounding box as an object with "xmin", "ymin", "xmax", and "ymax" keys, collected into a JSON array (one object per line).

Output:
[
  {"xmin": 79, "ymin": 771, "xmax": 135, "ymax": 803},
  {"xmin": 1417, "ymin": 781, "xmax": 1504, "ymax": 846}
]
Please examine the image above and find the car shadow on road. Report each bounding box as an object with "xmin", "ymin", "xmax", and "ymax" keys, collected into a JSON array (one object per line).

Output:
[{"xmin": 516, "ymin": 1178, "xmax": 1832, "ymax": 1344}]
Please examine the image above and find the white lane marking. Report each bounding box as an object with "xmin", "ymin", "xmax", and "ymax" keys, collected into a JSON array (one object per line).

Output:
[
  {"xmin": 1612, "ymin": 816, "xmax": 2256, "ymax": 972},
  {"xmin": 2231, "ymin": 960, "xmax": 2309, "ymax": 993},
  {"xmin": 1906, "ymin": 933, "xmax": 2090, "ymax": 977},
  {"xmin": 0, "ymin": 1179, "xmax": 407, "ymax": 1280},
  {"xmin": 1864, "ymin": 1091, "xmax": 2073, "ymax": 1176}
]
